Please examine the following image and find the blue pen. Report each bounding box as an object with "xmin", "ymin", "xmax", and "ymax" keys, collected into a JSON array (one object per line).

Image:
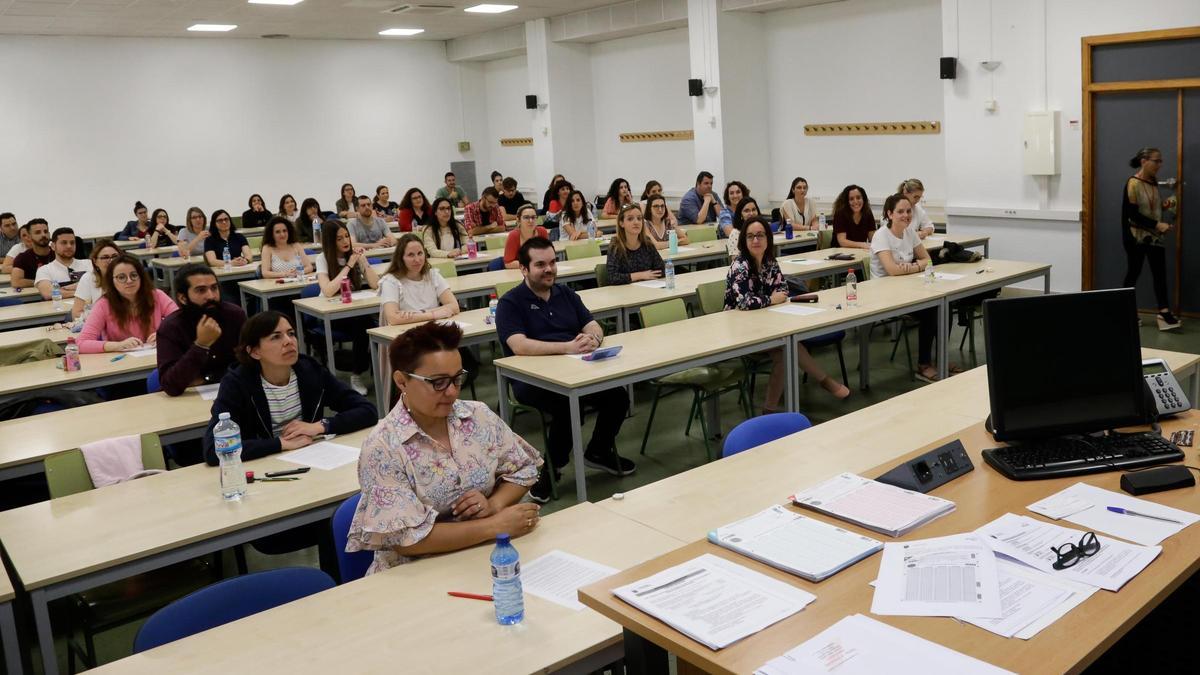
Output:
[
  {"xmin": 1106, "ymin": 506, "xmax": 1182, "ymax": 524},
  {"xmin": 110, "ymin": 354, "xmax": 127, "ymax": 363}
]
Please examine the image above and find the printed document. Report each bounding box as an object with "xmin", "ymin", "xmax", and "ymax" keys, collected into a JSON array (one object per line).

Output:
[
  {"xmin": 871, "ymin": 533, "xmax": 1003, "ymax": 618},
  {"xmin": 1031, "ymin": 482, "xmax": 1199, "ymax": 546},
  {"xmin": 521, "ymin": 550, "xmax": 617, "ymax": 611},
  {"xmin": 708, "ymin": 505, "xmax": 882, "ymax": 581},
  {"xmin": 278, "ymin": 441, "xmax": 360, "ymax": 471},
  {"xmin": 793, "ymin": 473, "xmax": 955, "ymax": 537},
  {"xmin": 768, "ymin": 305, "xmax": 827, "ymax": 318},
  {"xmin": 963, "ymin": 558, "xmax": 1096, "ymax": 639}
]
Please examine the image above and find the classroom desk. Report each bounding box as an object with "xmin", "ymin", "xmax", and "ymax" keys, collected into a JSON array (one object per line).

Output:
[
  {"xmin": 0, "ymin": 350, "xmax": 157, "ymax": 405},
  {"xmin": 0, "ymin": 568, "xmax": 19, "ymax": 675},
  {"xmin": 90, "ymin": 502, "xmax": 688, "ymax": 675},
  {"xmin": 579, "ymin": 412, "xmax": 1200, "ymax": 675},
  {"xmin": 0, "ymin": 273, "xmax": 10, "ymax": 288},
  {"xmin": 0, "ymin": 297, "xmax": 70, "ymax": 330},
  {"xmin": 148, "ymin": 257, "xmax": 260, "ymax": 291},
  {"xmin": 0, "ymin": 285, "xmax": 45, "ymax": 304},
  {"xmin": 0, "ymin": 324, "xmax": 72, "ymax": 349},
  {"xmin": 0, "ymin": 427, "xmax": 375, "ymax": 675}
]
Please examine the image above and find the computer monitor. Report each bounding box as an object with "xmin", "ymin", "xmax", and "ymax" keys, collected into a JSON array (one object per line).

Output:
[{"xmin": 983, "ymin": 288, "xmax": 1148, "ymax": 442}]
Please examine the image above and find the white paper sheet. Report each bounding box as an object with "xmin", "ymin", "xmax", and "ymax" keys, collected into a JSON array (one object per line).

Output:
[
  {"xmin": 975, "ymin": 513, "xmax": 1160, "ymax": 591},
  {"xmin": 521, "ymin": 550, "xmax": 618, "ymax": 611},
  {"xmin": 633, "ymin": 280, "xmax": 668, "ymax": 289},
  {"xmin": 708, "ymin": 505, "xmax": 882, "ymax": 581},
  {"xmin": 556, "ymin": 265, "xmax": 574, "ymax": 272},
  {"xmin": 194, "ymin": 383, "xmax": 220, "ymax": 401},
  {"xmin": 961, "ymin": 559, "xmax": 1072, "ymax": 638},
  {"xmin": 781, "ymin": 258, "xmax": 821, "ymax": 266},
  {"xmin": 871, "ymin": 533, "xmax": 1003, "ymax": 618},
  {"xmin": 613, "ymin": 553, "xmax": 816, "ymax": 650},
  {"xmin": 933, "ymin": 272, "xmax": 964, "ymax": 281},
  {"xmin": 349, "ymin": 290, "xmax": 376, "ymax": 301},
  {"xmin": 793, "ymin": 473, "xmax": 955, "ymax": 537},
  {"xmin": 756, "ymin": 614, "xmax": 1014, "ymax": 675},
  {"xmin": 278, "ymin": 441, "xmax": 360, "ymax": 470},
  {"xmin": 1043, "ymin": 482, "xmax": 1199, "ymax": 545},
  {"xmin": 768, "ymin": 304, "xmax": 827, "ymax": 317},
  {"xmin": 1027, "ymin": 491, "xmax": 1094, "ymax": 520},
  {"xmin": 124, "ymin": 346, "xmax": 157, "ymax": 358}
]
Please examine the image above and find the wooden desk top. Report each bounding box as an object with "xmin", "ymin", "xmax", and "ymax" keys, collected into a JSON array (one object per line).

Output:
[
  {"xmin": 0, "ymin": 298, "xmax": 70, "ymax": 326},
  {"xmin": 0, "ymin": 427, "xmax": 374, "ymax": 590},
  {"xmin": 0, "ymin": 323, "xmax": 72, "ymax": 348},
  {"xmin": 92, "ymin": 502, "xmax": 686, "ymax": 675},
  {"xmin": 0, "ymin": 350, "xmax": 156, "ymax": 398},
  {"xmin": 581, "ymin": 413, "xmax": 1200, "ymax": 675}
]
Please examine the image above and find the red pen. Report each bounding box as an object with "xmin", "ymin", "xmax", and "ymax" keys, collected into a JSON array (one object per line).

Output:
[{"xmin": 447, "ymin": 591, "xmax": 493, "ymax": 602}]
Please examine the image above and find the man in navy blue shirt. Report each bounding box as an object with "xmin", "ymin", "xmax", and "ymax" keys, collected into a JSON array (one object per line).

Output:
[{"xmin": 496, "ymin": 237, "xmax": 635, "ymax": 503}]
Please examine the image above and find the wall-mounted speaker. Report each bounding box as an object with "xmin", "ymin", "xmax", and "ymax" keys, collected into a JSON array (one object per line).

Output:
[
  {"xmin": 688, "ymin": 78, "xmax": 703, "ymax": 97},
  {"xmin": 525, "ymin": 94, "xmax": 538, "ymax": 110},
  {"xmin": 940, "ymin": 57, "xmax": 957, "ymax": 80}
]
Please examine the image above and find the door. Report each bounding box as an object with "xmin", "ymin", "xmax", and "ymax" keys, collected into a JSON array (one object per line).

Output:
[{"xmin": 1183, "ymin": 90, "xmax": 1200, "ymax": 314}]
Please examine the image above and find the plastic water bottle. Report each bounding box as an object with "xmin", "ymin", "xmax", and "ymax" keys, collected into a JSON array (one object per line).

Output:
[
  {"xmin": 664, "ymin": 257, "xmax": 675, "ymax": 290},
  {"xmin": 294, "ymin": 259, "xmax": 305, "ymax": 281},
  {"xmin": 924, "ymin": 263, "xmax": 935, "ymax": 285},
  {"xmin": 313, "ymin": 220, "xmax": 322, "ymax": 245},
  {"xmin": 819, "ymin": 212, "xmax": 827, "ymax": 229},
  {"xmin": 784, "ymin": 219, "xmax": 794, "ymax": 240},
  {"xmin": 222, "ymin": 245, "xmax": 232, "ymax": 271},
  {"xmin": 466, "ymin": 235, "xmax": 478, "ymax": 259},
  {"xmin": 488, "ymin": 293, "xmax": 499, "ymax": 325},
  {"xmin": 50, "ymin": 280, "xmax": 62, "ymax": 310},
  {"xmin": 63, "ymin": 336, "xmax": 80, "ymax": 372},
  {"xmin": 668, "ymin": 229, "xmax": 678, "ymax": 255},
  {"xmin": 491, "ymin": 534, "xmax": 524, "ymax": 625},
  {"xmin": 213, "ymin": 412, "xmax": 247, "ymax": 501},
  {"xmin": 340, "ymin": 275, "xmax": 353, "ymax": 304},
  {"xmin": 587, "ymin": 221, "xmax": 596, "ymax": 241},
  {"xmin": 845, "ymin": 268, "xmax": 858, "ymax": 307}
]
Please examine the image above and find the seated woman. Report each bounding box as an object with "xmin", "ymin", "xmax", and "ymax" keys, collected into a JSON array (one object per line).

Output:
[
  {"xmin": 421, "ymin": 198, "xmax": 469, "ymax": 258},
  {"xmin": 316, "ymin": 220, "xmax": 381, "ymax": 395},
  {"xmin": 541, "ymin": 173, "xmax": 565, "ymax": 213},
  {"xmin": 725, "ymin": 217, "xmax": 850, "ymax": 412},
  {"xmin": 504, "ymin": 204, "xmax": 549, "ymax": 269},
  {"xmin": 278, "ymin": 194, "xmax": 299, "ymax": 224},
  {"xmin": 260, "ymin": 216, "xmax": 313, "ymax": 279},
  {"xmin": 77, "ymin": 254, "xmax": 177, "ymax": 353},
  {"xmin": 381, "ymin": 234, "xmax": 459, "ymax": 325},
  {"xmin": 176, "ymin": 207, "xmax": 210, "ymax": 258},
  {"xmin": 558, "ymin": 190, "xmax": 596, "ymax": 241},
  {"xmin": 606, "ymin": 203, "xmax": 664, "ymax": 285},
  {"xmin": 242, "ymin": 193, "xmax": 272, "ymax": 231},
  {"xmin": 71, "ymin": 239, "xmax": 121, "ymax": 320},
  {"xmin": 346, "ymin": 321, "xmax": 542, "ymax": 573},
  {"xmin": 203, "ymin": 209, "xmax": 253, "ymax": 267},
  {"xmin": 545, "ymin": 179, "xmax": 572, "ymax": 215},
  {"xmin": 726, "ymin": 196, "xmax": 762, "ymax": 258},
  {"xmin": 336, "ymin": 182, "xmax": 357, "ymax": 220},
  {"xmin": 398, "ymin": 188, "xmax": 433, "ymax": 233},
  {"xmin": 640, "ymin": 180, "xmax": 678, "ymax": 228},
  {"xmin": 898, "ymin": 178, "xmax": 935, "ymax": 239},
  {"xmin": 643, "ymin": 195, "xmax": 689, "ymax": 250},
  {"xmin": 780, "ymin": 177, "xmax": 818, "ymax": 232},
  {"xmin": 831, "ymin": 184, "xmax": 877, "ymax": 250},
  {"xmin": 717, "ymin": 181, "xmax": 749, "ymax": 238},
  {"xmin": 601, "ymin": 177, "xmax": 634, "ymax": 217},
  {"xmin": 295, "ymin": 197, "xmax": 324, "ymax": 243},
  {"xmin": 119, "ymin": 201, "xmax": 152, "ymax": 241},
  {"xmin": 870, "ymin": 193, "xmax": 939, "ymax": 382},
  {"xmin": 373, "ymin": 185, "xmax": 400, "ymax": 223},
  {"xmin": 149, "ymin": 209, "xmax": 178, "ymax": 248},
  {"xmin": 202, "ymin": 310, "xmax": 377, "ymax": 465}
]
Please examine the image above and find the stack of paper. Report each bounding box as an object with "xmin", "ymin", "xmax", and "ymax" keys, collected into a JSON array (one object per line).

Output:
[
  {"xmin": 792, "ymin": 473, "xmax": 956, "ymax": 537},
  {"xmin": 708, "ymin": 505, "xmax": 882, "ymax": 582},
  {"xmin": 756, "ymin": 614, "xmax": 1015, "ymax": 675},
  {"xmin": 871, "ymin": 533, "xmax": 1003, "ymax": 618},
  {"xmin": 1028, "ymin": 482, "xmax": 1200, "ymax": 546},
  {"xmin": 962, "ymin": 559, "xmax": 1097, "ymax": 639},
  {"xmin": 612, "ymin": 553, "xmax": 816, "ymax": 650}
]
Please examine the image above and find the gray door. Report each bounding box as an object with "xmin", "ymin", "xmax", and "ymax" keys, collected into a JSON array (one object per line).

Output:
[
  {"xmin": 1183, "ymin": 91, "xmax": 1199, "ymax": 314},
  {"xmin": 1092, "ymin": 91, "xmax": 1179, "ymax": 311}
]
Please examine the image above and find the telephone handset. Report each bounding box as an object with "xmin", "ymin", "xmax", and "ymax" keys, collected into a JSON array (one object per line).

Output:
[{"xmin": 1143, "ymin": 358, "xmax": 1190, "ymax": 417}]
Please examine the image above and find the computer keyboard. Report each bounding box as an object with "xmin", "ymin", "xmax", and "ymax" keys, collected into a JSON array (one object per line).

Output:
[{"xmin": 983, "ymin": 432, "xmax": 1184, "ymax": 480}]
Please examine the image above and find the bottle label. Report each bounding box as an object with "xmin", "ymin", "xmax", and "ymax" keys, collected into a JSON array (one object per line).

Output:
[
  {"xmin": 491, "ymin": 561, "xmax": 520, "ymax": 579},
  {"xmin": 215, "ymin": 437, "xmax": 242, "ymax": 455}
]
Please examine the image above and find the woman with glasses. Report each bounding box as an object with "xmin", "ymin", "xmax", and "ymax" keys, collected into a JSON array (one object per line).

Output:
[
  {"xmin": 398, "ymin": 187, "xmax": 433, "ymax": 233},
  {"xmin": 336, "ymin": 182, "xmax": 357, "ymax": 219},
  {"xmin": 1123, "ymin": 147, "xmax": 1180, "ymax": 331},
  {"xmin": 639, "ymin": 181, "xmax": 678, "ymax": 228},
  {"xmin": 176, "ymin": 206, "xmax": 210, "ymax": 258},
  {"xmin": 77, "ymin": 254, "xmax": 177, "ymax": 353},
  {"xmin": 202, "ymin": 311, "xmax": 376, "ymax": 464},
  {"xmin": 606, "ymin": 203, "xmax": 663, "ymax": 285},
  {"xmin": 643, "ymin": 195, "xmax": 688, "ymax": 250},
  {"xmin": 150, "ymin": 208, "xmax": 179, "ymax": 248},
  {"xmin": 203, "ymin": 209, "xmax": 252, "ymax": 267},
  {"xmin": 71, "ymin": 239, "xmax": 121, "ymax": 320},
  {"xmin": 380, "ymin": 234, "xmax": 459, "ymax": 326},
  {"xmin": 726, "ymin": 218, "xmax": 850, "ymax": 412},
  {"xmin": 421, "ymin": 198, "xmax": 469, "ymax": 258},
  {"xmin": 503, "ymin": 204, "xmax": 548, "ymax": 269},
  {"xmin": 346, "ymin": 321, "xmax": 542, "ymax": 573}
]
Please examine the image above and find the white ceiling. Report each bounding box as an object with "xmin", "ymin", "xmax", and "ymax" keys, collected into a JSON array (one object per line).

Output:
[{"xmin": 0, "ymin": 0, "xmax": 626, "ymax": 41}]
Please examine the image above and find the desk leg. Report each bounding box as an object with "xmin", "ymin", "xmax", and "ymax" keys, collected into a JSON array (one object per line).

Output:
[
  {"xmin": 0, "ymin": 601, "xmax": 22, "ymax": 675},
  {"xmin": 784, "ymin": 338, "xmax": 797, "ymax": 412},
  {"xmin": 32, "ymin": 589, "xmax": 57, "ymax": 675},
  {"xmin": 370, "ymin": 340, "xmax": 384, "ymax": 413},
  {"xmin": 621, "ymin": 628, "xmax": 669, "ymax": 675},
  {"xmin": 1044, "ymin": 270, "xmax": 1051, "ymax": 294},
  {"xmin": 937, "ymin": 300, "xmax": 949, "ymax": 380},
  {"xmin": 496, "ymin": 368, "xmax": 510, "ymax": 421},
  {"xmin": 984, "ymin": 240, "xmax": 990, "ymax": 258},
  {"xmin": 858, "ymin": 325, "xmax": 871, "ymax": 391},
  {"xmin": 570, "ymin": 393, "xmax": 587, "ymax": 502},
  {"xmin": 294, "ymin": 306, "xmax": 307, "ymax": 354},
  {"xmin": 239, "ymin": 287, "xmax": 248, "ymax": 311},
  {"xmin": 324, "ymin": 318, "xmax": 337, "ymax": 374}
]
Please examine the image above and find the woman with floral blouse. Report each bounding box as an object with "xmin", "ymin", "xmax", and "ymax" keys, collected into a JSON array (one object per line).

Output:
[{"xmin": 346, "ymin": 321, "xmax": 543, "ymax": 574}]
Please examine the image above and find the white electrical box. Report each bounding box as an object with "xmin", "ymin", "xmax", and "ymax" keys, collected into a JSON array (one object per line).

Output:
[{"xmin": 1022, "ymin": 111, "xmax": 1059, "ymax": 175}]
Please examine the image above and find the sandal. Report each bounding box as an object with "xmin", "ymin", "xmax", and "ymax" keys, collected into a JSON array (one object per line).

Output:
[
  {"xmin": 914, "ymin": 366, "xmax": 939, "ymax": 383},
  {"xmin": 820, "ymin": 376, "xmax": 851, "ymax": 399},
  {"xmin": 948, "ymin": 363, "xmax": 965, "ymax": 375}
]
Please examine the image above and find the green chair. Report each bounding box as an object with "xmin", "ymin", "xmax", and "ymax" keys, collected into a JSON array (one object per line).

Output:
[
  {"xmin": 231, "ymin": 216, "xmax": 243, "ymax": 228},
  {"xmin": 638, "ymin": 299, "xmax": 751, "ymax": 462},
  {"xmin": 564, "ymin": 240, "xmax": 601, "ymax": 260},
  {"xmin": 432, "ymin": 260, "xmax": 457, "ymax": 278},
  {"xmin": 696, "ymin": 279, "xmax": 726, "ymax": 315},
  {"xmin": 502, "ymin": 384, "xmax": 557, "ymax": 501},
  {"xmin": 45, "ymin": 435, "xmax": 217, "ymax": 672},
  {"xmin": 818, "ymin": 228, "xmax": 835, "ymax": 250},
  {"xmin": 594, "ymin": 263, "xmax": 609, "ymax": 287},
  {"xmin": 686, "ymin": 227, "xmax": 718, "ymax": 243},
  {"xmin": 495, "ymin": 280, "xmax": 520, "ymax": 297},
  {"xmin": 245, "ymin": 235, "xmax": 263, "ymax": 250}
]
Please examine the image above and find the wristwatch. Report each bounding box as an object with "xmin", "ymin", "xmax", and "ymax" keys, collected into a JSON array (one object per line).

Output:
[{"xmin": 321, "ymin": 418, "xmax": 332, "ymax": 435}]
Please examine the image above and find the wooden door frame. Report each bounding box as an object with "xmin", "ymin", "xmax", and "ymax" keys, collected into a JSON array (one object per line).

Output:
[{"xmin": 1081, "ymin": 26, "xmax": 1200, "ymax": 304}]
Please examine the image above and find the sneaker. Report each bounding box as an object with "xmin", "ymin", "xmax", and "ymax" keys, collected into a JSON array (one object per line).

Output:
[
  {"xmin": 349, "ymin": 374, "xmax": 368, "ymax": 395},
  {"xmin": 1158, "ymin": 312, "xmax": 1182, "ymax": 331},
  {"xmin": 584, "ymin": 448, "xmax": 637, "ymax": 476},
  {"xmin": 528, "ymin": 467, "xmax": 553, "ymax": 504}
]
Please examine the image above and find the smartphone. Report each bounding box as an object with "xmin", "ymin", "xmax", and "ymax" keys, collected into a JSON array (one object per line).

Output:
[{"xmin": 582, "ymin": 345, "xmax": 623, "ymax": 361}]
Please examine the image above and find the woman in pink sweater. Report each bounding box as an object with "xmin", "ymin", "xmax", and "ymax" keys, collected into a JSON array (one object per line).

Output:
[{"xmin": 78, "ymin": 254, "xmax": 177, "ymax": 353}]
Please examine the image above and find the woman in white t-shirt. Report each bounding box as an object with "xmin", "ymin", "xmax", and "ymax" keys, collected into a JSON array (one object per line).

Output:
[
  {"xmin": 897, "ymin": 178, "xmax": 935, "ymax": 239},
  {"xmin": 71, "ymin": 239, "xmax": 121, "ymax": 320},
  {"xmin": 871, "ymin": 193, "xmax": 940, "ymax": 382},
  {"xmin": 780, "ymin": 176, "xmax": 818, "ymax": 233},
  {"xmin": 379, "ymin": 234, "xmax": 459, "ymax": 326}
]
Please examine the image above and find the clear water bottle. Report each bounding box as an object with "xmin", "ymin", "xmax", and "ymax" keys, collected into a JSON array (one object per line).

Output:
[
  {"xmin": 222, "ymin": 245, "xmax": 232, "ymax": 271},
  {"xmin": 213, "ymin": 412, "xmax": 247, "ymax": 501},
  {"xmin": 819, "ymin": 212, "xmax": 827, "ymax": 229},
  {"xmin": 664, "ymin": 257, "xmax": 675, "ymax": 290},
  {"xmin": 668, "ymin": 229, "xmax": 678, "ymax": 255},
  {"xmin": 313, "ymin": 220, "xmax": 322, "ymax": 245},
  {"xmin": 784, "ymin": 218, "xmax": 794, "ymax": 240},
  {"xmin": 587, "ymin": 220, "xmax": 596, "ymax": 240},
  {"xmin": 845, "ymin": 268, "xmax": 858, "ymax": 307},
  {"xmin": 50, "ymin": 279, "xmax": 63, "ymax": 310},
  {"xmin": 63, "ymin": 336, "xmax": 80, "ymax": 372},
  {"xmin": 491, "ymin": 533, "xmax": 524, "ymax": 625},
  {"xmin": 466, "ymin": 235, "xmax": 478, "ymax": 259},
  {"xmin": 924, "ymin": 262, "xmax": 935, "ymax": 285},
  {"xmin": 294, "ymin": 259, "xmax": 305, "ymax": 281},
  {"xmin": 488, "ymin": 293, "xmax": 499, "ymax": 325}
]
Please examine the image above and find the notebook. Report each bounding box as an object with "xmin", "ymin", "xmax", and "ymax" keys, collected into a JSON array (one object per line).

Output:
[
  {"xmin": 791, "ymin": 472, "xmax": 956, "ymax": 537},
  {"xmin": 708, "ymin": 505, "xmax": 882, "ymax": 582}
]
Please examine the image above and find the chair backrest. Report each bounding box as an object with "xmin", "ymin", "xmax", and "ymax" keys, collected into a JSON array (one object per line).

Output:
[
  {"xmin": 431, "ymin": 260, "xmax": 457, "ymax": 278},
  {"xmin": 686, "ymin": 227, "xmax": 717, "ymax": 243},
  {"xmin": 331, "ymin": 493, "xmax": 373, "ymax": 583},
  {"xmin": 859, "ymin": 257, "xmax": 871, "ymax": 281},
  {"xmin": 231, "ymin": 216, "xmax": 243, "ymax": 228},
  {"xmin": 486, "ymin": 256, "xmax": 506, "ymax": 271},
  {"xmin": 133, "ymin": 567, "xmax": 335, "ymax": 653},
  {"xmin": 696, "ymin": 279, "xmax": 727, "ymax": 316},
  {"xmin": 818, "ymin": 228, "xmax": 835, "ymax": 250},
  {"xmin": 146, "ymin": 368, "xmax": 162, "ymax": 394},
  {"xmin": 245, "ymin": 235, "xmax": 263, "ymax": 250},
  {"xmin": 0, "ymin": 296, "xmax": 22, "ymax": 308},
  {"xmin": 639, "ymin": 298, "xmax": 688, "ymax": 328},
  {"xmin": 564, "ymin": 240, "xmax": 601, "ymax": 260},
  {"xmin": 722, "ymin": 413, "xmax": 812, "ymax": 458},
  {"xmin": 481, "ymin": 233, "xmax": 508, "ymax": 251},
  {"xmin": 45, "ymin": 433, "xmax": 166, "ymax": 499},
  {"xmin": 495, "ymin": 280, "xmax": 520, "ymax": 297},
  {"xmin": 594, "ymin": 262, "xmax": 608, "ymax": 287}
]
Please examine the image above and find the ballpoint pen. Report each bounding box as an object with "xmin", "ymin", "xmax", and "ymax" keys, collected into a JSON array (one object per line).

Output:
[{"xmin": 1106, "ymin": 506, "xmax": 1183, "ymax": 524}]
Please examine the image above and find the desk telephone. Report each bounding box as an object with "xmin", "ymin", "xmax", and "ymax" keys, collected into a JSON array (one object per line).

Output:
[{"xmin": 1143, "ymin": 358, "xmax": 1190, "ymax": 417}]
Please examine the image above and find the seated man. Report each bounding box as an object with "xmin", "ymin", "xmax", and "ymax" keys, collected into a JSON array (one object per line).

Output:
[
  {"xmin": 0, "ymin": 212, "xmax": 19, "ymax": 261},
  {"xmin": 497, "ymin": 177, "xmax": 529, "ymax": 219},
  {"xmin": 157, "ymin": 263, "xmax": 247, "ymax": 397},
  {"xmin": 434, "ymin": 171, "xmax": 468, "ymax": 209},
  {"xmin": 34, "ymin": 227, "xmax": 91, "ymax": 300},
  {"xmin": 348, "ymin": 195, "xmax": 396, "ymax": 250},
  {"xmin": 9, "ymin": 219, "xmax": 54, "ymax": 289},
  {"xmin": 463, "ymin": 187, "xmax": 507, "ymax": 235},
  {"xmin": 496, "ymin": 237, "xmax": 636, "ymax": 503},
  {"xmin": 1, "ymin": 221, "xmax": 30, "ymax": 275},
  {"xmin": 678, "ymin": 170, "xmax": 722, "ymax": 225}
]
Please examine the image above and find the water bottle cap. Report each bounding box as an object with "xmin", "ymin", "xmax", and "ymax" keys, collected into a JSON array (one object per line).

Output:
[
  {"xmin": 219, "ymin": 412, "xmax": 231, "ymax": 420},
  {"xmin": 496, "ymin": 533, "xmax": 510, "ymax": 543}
]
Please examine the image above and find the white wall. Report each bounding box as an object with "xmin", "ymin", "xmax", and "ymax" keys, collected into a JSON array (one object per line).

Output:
[
  {"xmin": 590, "ymin": 27, "xmax": 695, "ymax": 198},
  {"xmin": 482, "ymin": 54, "xmax": 536, "ymax": 189},
  {"xmin": 0, "ymin": 35, "xmax": 478, "ymax": 237}
]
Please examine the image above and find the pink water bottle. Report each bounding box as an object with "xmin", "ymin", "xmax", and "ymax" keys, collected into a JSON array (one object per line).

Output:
[
  {"xmin": 64, "ymin": 336, "xmax": 81, "ymax": 372},
  {"xmin": 466, "ymin": 235, "xmax": 478, "ymax": 259},
  {"xmin": 340, "ymin": 276, "xmax": 352, "ymax": 304}
]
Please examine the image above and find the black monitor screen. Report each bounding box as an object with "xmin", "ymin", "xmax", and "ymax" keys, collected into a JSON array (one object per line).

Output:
[{"xmin": 983, "ymin": 289, "xmax": 1147, "ymax": 441}]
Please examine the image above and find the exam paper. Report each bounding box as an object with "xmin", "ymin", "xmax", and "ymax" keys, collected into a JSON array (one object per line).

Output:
[
  {"xmin": 521, "ymin": 550, "xmax": 618, "ymax": 611},
  {"xmin": 633, "ymin": 280, "xmax": 668, "ymax": 289},
  {"xmin": 961, "ymin": 559, "xmax": 1073, "ymax": 638},
  {"xmin": 756, "ymin": 613, "xmax": 1014, "ymax": 675},
  {"xmin": 976, "ymin": 513, "xmax": 1160, "ymax": 591},
  {"xmin": 793, "ymin": 473, "xmax": 955, "ymax": 537},
  {"xmin": 708, "ymin": 505, "xmax": 882, "ymax": 581},
  {"xmin": 781, "ymin": 258, "xmax": 820, "ymax": 266},
  {"xmin": 612, "ymin": 553, "xmax": 816, "ymax": 650},
  {"xmin": 1027, "ymin": 490, "xmax": 1094, "ymax": 520},
  {"xmin": 278, "ymin": 441, "xmax": 360, "ymax": 471},
  {"xmin": 871, "ymin": 533, "xmax": 1003, "ymax": 618},
  {"xmin": 933, "ymin": 272, "xmax": 964, "ymax": 281},
  {"xmin": 1040, "ymin": 482, "xmax": 1200, "ymax": 546},
  {"xmin": 124, "ymin": 346, "xmax": 157, "ymax": 358},
  {"xmin": 194, "ymin": 383, "xmax": 220, "ymax": 401},
  {"xmin": 349, "ymin": 290, "xmax": 376, "ymax": 301},
  {"xmin": 768, "ymin": 304, "xmax": 827, "ymax": 318}
]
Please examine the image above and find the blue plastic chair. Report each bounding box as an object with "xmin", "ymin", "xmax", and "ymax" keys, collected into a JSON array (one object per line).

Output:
[
  {"xmin": 0, "ymin": 296, "xmax": 22, "ymax": 308},
  {"xmin": 133, "ymin": 567, "xmax": 335, "ymax": 653},
  {"xmin": 331, "ymin": 493, "xmax": 373, "ymax": 583},
  {"xmin": 487, "ymin": 255, "xmax": 506, "ymax": 271},
  {"xmin": 722, "ymin": 413, "xmax": 812, "ymax": 458},
  {"xmin": 146, "ymin": 368, "xmax": 162, "ymax": 394}
]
